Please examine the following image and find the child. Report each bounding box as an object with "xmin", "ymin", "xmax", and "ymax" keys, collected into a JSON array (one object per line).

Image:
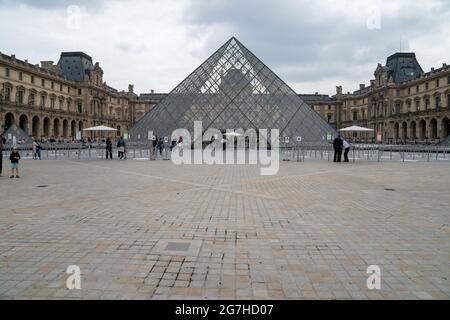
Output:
[{"xmin": 9, "ymin": 147, "xmax": 21, "ymax": 178}]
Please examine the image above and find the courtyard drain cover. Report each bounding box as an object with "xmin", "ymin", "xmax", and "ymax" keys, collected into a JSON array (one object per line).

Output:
[
  {"xmin": 385, "ymin": 188, "xmax": 396, "ymax": 192},
  {"xmin": 152, "ymin": 239, "xmax": 203, "ymax": 256},
  {"xmin": 165, "ymin": 242, "xmax": 190, "ymax": 252},
  {"xmin": 35, "ymin": 185, "xmax": 49, "ymax": 188}
]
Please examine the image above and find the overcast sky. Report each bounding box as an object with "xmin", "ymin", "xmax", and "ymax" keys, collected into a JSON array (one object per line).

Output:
[{"xmin": 0, "ymin": 0, "xmax": 449, "ymax": 95}]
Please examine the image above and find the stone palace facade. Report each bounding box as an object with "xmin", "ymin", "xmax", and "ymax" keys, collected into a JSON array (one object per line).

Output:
[{"xmin": 1, "ymin": 50, "xmax": 449, "ymax": 143}]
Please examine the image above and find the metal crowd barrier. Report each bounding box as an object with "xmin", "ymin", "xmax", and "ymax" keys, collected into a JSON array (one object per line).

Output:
[{"xmin": 2, "ymin": 142, "xmax": 449, "ymax": 163}]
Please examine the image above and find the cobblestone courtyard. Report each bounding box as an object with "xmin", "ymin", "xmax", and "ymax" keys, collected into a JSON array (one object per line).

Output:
[{"xmin": 1, "ymin": 159, "xmax": 450, "ymax": 300}]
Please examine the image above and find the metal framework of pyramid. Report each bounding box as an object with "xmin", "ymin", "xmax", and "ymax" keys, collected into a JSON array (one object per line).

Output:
[{"xmin": 130, "ymin": 37, "xmax": 336, "ymax": 144}]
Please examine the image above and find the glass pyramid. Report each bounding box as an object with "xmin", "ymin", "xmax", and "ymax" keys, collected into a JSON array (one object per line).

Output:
[{"xmin": 130, "ymin": 37, "xmax": 336, "ymax": 144}]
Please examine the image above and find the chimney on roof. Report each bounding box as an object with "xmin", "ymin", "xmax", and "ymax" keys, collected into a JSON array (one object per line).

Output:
[
  {"xmin": 360, "ymin": 84, "xmax": 365, "ymax": 90},
  {"xmin": 315, "ymin": 92, "xmax": 318, "ymax": 95},
  {"xmin": 128, "ymin": 84, "xmax": 134, "ymax": 93},
  {"xmin": 370, "ymin": 80, "xmax": 375, "ymax": 87},
  {"xmin": 11, "ymin": 54, "xmax": 16, "ymax": 60},
  {"xmin": 151, "ymin": 89, "xmax": 154, "ymax": 94},
  {"xmin": 41, "ymin": 61, "xmax": 54, "ymax": 69},
  {"xmin": 443, "ymin": 63, "xmax": 447, "ymax": 68},
  {"xmin": 431, "ymin": 67, "xmax": 435, "ymax": 72},
  {"xmin": 336, "ymin": 86, "xmax": 343, "ymax": 97}
]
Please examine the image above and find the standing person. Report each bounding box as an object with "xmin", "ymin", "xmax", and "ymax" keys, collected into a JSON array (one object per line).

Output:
[
  {"xmin": 152, "ymin": 136, "xmax": 158, "ymax": 155},
  {"xmin": 0, "ymin": 134, "xmax": 5, "ymax": 177},
  {"xmin": 9, "ymin": 147, "xmax": 21, "ymax": 178},
  {"xmin": 106, "ymin": 137, "xmax": 113, "ymax": 160},
  {"xmin": 117, "ymin": 136, "xmax": 125, "ymax": 159},
  {"xmin": 32, "ymin": 138, "xmax": 41, "ymax": 160},
  {"xmin": 32, "ymin": 138, "xmax": 37, "ymax": 160},
  {"xmin": 333, "ymin": 135, "xmax": 343, "ymax": 163},
  {"xmin": 343, "ymin": 139, "xmax": 351, "ymax": 163},
  {"xmin": 157, "ymin": 137, "xmax": 163, "ymax": 156}
]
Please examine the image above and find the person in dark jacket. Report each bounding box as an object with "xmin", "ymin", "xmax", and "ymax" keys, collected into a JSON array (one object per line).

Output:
[
  {"xmin": 9, "ymin": 147, "xmax": 21, "ymax": 178},
  {"xmin": 333, "ymin": 135, "xmax": 343, "ymax": 163},
  {"xmin": 117, "ymin": 136, "xmax": 126, "ymax": 159},
  {"xmin": 106, "ymin": 137, "xmax": 113, "ymax": 159},
  {"xmin": 157, "ymin": 137, "xmax": 164, "ymax": 156}
]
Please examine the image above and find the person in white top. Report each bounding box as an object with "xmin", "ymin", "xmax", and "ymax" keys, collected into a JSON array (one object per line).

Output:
[{"xmin": 343, "ymin": 139, "xmax": 351, "ymax": 162}]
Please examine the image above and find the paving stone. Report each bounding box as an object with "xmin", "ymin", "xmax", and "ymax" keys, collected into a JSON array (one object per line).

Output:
[{"xmin": 0, "ymin": 159, "xmax": 449, "ymax": 300}]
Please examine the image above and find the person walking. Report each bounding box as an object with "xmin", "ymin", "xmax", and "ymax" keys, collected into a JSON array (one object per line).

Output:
[
  {"xmin": 9, "ymin": 147, "xmax": 21, "ymax": 178},
  {"xmin": 0, "ymin": 134, "xmax": 5, "ymax": 177},
  {"xmin": 333, "ymin": 135, "xmax": 343, "ymax": 163},
  {"xmin": 32, "ymin": 138, "xmax": 41, "ymax": 160},
  {"xmin": 117, "ymin": 136, "xmax": 125, "ymax": 159},
  {"xmin": 106, "ymin": 137, "xmax": 113, "ymax": 160},
  {"xmin": 157, "ymin": 137, "xmax": 164, "ymax": 157},
  {"xmin": 343, "ymin": 139, "xmax": 351, "ymax": 162}
]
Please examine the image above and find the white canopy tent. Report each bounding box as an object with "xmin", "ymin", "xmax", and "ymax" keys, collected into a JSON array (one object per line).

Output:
[
  {"xmin": 83, "ymin": 125, "xmax": 118, "ymax": 132},
  {"xmin": 339, "ymin": 125, "xmax": 375, "ymax": 143},
  {"xmin": 339, "ymin": 125, "xmax": 374, "ymax": 132},
  {"xmin": 83, "ymin": 125, "xmax": 118, "ymax": 139},
  {"xmin": 224, "ymin": 132, "xmax": 243, "ymax": 137}
]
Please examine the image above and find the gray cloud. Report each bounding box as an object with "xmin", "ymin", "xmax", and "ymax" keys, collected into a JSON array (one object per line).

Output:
[
  {"xmin": 0, "ymin": 0, "xmax": 449, "ymax": 95},
  {"xmin": 0, "ymin": 0, "xmax": 103, "ymax": 9},
  {"xmin": 182, "ymin": 0, "xmax": 450, "ymax": 91}
]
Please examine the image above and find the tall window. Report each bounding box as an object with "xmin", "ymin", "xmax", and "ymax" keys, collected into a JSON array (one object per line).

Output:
[
  {"xmin": 407, "ymin": 102, "xmax": 411, "ymax": 112},
  {"xmin": 425, "ymin": 82, "xmax": 429, "ymax": 90},
  {"xmin": 50, "ymin": 97, "xmax": 55, "ymax": 109},
  {"xmin": 67, "ymin": 100, "xmax": 71, "ymax": 111},
  {"xmin": 408, "ymin": 88, "xmax": 411, "ymax": 95},
  {"xmin": 352, "ymin": 111, "xmax": 358, "ymax": 121},
  {"xmin": 41, "ymin": 79, "xmax": 45, "ymax": 87},
  {"xmin": 60, "ymin": 84, "xmax": 63, "ymax": 91},
  {"xmin": 19, "ymin": 72, "xmax": 23, "ymax": 81},
  {"xmin": 436, "ymin": 79, "xmax": 440, "ymax": 88},
  {"xmin": 51, "ymin": 82, "xmax": 54, "ymax": 90},
  {"xmin": 78, "ymin": 102, "xmax": 82, "ymax": 113},
  {"xmin": 4, "ymin": 87, "xmax": 11, "ymax": 101},
  {"xmin": 29, "ymin": 93, "xmax": 35, "ymax": 106},
  {"xmin": 59, "ymin": 99, "xmax": 63, "ymax": 109},
  {"xmin": 5, "ymin": 68, "xmax": 10, "ymax": 77},
  {"xmin": 435, "ymin": 96, "xmax": 441, "ymax": 110},
  {"xmin": 416, "ymin": 85, "xmax": 419, "ymax": 93},
  {"xmin": 31, "ymin": 75, "xmax": 35, "ymax": 84},
  {"xmin": 425, "ymin": 98, "xmax": 430, "ymax": 110},
  {"xmin": 40, "ymin": 95, "xmax": 46, "ymax": 108},
  {"xmin": 17, "ymin": 90, "xmax": 24, "ymax": 104},
  {"xmin": 415, "ymin": 100, "xmax": 420, "ymax": 111}
]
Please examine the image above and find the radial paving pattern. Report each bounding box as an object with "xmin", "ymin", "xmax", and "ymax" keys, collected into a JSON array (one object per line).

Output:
[{"xmin": 1, "ymin": 159, "xmax": 450, "ymax": 299}]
